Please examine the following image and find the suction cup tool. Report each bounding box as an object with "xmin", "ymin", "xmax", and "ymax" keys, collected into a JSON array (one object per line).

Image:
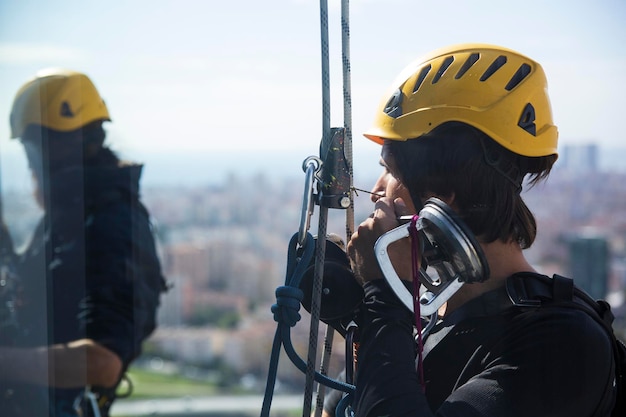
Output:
[{"xmin": 374, "ymin": 198, "xmax": 489, "ymax": 317}]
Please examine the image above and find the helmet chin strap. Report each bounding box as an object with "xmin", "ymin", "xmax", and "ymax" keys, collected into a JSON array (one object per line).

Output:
[
  {"xmin": 479, "ymin": 135, "xmax": 524, "ymax": 194},
  {"xmin": 374, "ymin": 197, "xmax": 490, "ymax": 321}
]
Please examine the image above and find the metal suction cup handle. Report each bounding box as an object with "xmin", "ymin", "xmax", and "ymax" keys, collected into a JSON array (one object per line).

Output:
[
  {"xmin": 374, "ymin": 224, "xmax": 413, "ymax": 311},
  {"xmin": 374, "ymin": 223, "xmax": 464, "ymax": 317}
]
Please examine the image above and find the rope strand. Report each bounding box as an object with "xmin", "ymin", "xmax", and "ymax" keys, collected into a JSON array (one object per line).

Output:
[
  {"xmin": 341, "ymin": 0, "xmax": 354, "ymax": 240},
  {"xmin": 262, "ymin": 1, "xmax": 357, "ymax": 415}
]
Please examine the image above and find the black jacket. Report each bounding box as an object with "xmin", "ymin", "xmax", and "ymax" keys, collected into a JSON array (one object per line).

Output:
[
  {"xmin": 353, "ymin": 276, "xmax": 615, "ymax": 417},
  {"xmin": 3, "ymin": 163, "xmax": 166, "ymax": 416}
]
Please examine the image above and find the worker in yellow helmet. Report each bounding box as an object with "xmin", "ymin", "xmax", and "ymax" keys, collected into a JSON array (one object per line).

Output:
[
  {"xmin": 0, "ymin": 69, "xmax": 167, "ymax": 416},
  {"xmin": 9, "ymin": 69, "xmax": 112, "ymax": 207},
  {"xmin": 340, "ymin": 44, "xmax": 617, "ymax": 416}
]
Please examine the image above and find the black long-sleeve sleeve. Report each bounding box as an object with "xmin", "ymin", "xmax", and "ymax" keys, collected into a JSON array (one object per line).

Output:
[{"xmin": 354, "ymin": 279, "xmax": 433, "ymax": 417}]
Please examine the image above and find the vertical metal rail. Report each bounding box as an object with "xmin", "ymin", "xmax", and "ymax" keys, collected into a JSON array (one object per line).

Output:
[{"xmin": 302, "ymin": 0, "xmax": 331, "ymax": 416}]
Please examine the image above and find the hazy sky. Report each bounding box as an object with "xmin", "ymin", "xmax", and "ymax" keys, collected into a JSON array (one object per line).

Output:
[{"xmin": 1, "ymin": 0, "xmax": 625, "ymax": 186}]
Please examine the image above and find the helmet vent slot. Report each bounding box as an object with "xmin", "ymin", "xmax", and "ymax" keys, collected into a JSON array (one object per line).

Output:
[
  {"xmin": 432, "ymin": 56, "xmax": 454, "ymax": 84},
  {"xmin": 455, "ymin": 53, "xmax": 480, "ymax": 79},
  {"xmin": 383, "ymin": 88, "xmax": 404, "ymax": 118},
  {"xmin": 505, "ymin": 63, "xmax": 531, "ymax": 91},
  {"xmin": 412, "ymin": 64, "xmax": 432, "ymax": 93},
  {"xmin": 480, "ymin": 55, "xmax": 507, "ymax": 81}
]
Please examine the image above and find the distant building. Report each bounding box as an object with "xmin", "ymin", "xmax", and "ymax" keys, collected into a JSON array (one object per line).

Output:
[
  {"xmin": 157, "ymin": 273, "xmax": 183, "ymax": 326},
  {"xmin": 558, "ymin": 143, "xmax": 599, "ymax": 173},
  {"xmin": 564, "ymin": 231, "xmax": 609, "ymax": 299},
  {"xmin": 150, "ymin": 327, "xmax": 225, "ymax": 364}
]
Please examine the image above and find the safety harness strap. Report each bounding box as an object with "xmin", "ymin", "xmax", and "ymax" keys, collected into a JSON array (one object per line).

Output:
[
  {"xmin": 506, "ymin": 272, "xmax": 623, "ymax": 417},
  {"xmin": 505, "ymin": 272, "xmax": 572, "ymax": 307}
]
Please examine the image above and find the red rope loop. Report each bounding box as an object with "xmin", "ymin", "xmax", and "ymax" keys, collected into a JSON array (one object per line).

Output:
[{"xmin": 408, "ymin": 215, "xmax": 426, "ymax": 393}]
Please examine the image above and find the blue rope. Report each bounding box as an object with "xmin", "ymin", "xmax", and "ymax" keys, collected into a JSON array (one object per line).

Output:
[
  {"xmin": 282, "ymin": 325, "xmax": 355, "ymax": 392},
  {"xmin": 336, "ymin": 393, "xmax": 353, "ymax": 417},
  {"xmin": 260, "ymin": 233, "xmax": 355, "ymax": 417},
  {"xmin": 272, "ymin": 286, "xmax": 304, "ymax": 327}
]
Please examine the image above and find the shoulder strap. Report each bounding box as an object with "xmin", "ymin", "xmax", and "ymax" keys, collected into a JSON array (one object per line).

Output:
[
  {"xmin": 506, "ymin": 272, "xmax": 572, "ymax": 307},
  {"xmin": 506, "ymin": 272, "xmax": 623, "ymax": 416}
]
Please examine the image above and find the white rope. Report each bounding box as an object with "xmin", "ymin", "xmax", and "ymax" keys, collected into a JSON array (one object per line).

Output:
[
  {"xmin": 341, "ymin": 0, "xmax": 354, "ymax": 240},
  {"xmin": 302, "ymin": 1, "xmax": 331, "ymax": 416},
  {"xmin": 314, "ymin": 326, "xmax": 335, "ymax": 417},
  {"xmin": 313, "ymin": 1, "xmax": 354, "ymax": 416}
]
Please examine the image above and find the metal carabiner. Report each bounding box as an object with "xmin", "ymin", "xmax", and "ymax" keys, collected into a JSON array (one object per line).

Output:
[
  {"xmin": 298, "ymin": 156, "xmax": 322, "ymax": 247},
  {"xmin": 73, "ymin": 386, "xmax": 102, "ymax": 417}
]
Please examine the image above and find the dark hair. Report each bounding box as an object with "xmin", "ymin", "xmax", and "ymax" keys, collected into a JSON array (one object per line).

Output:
[{"xmin": 388, "ymin": 122, "xmax": 556, "ymax": 248}]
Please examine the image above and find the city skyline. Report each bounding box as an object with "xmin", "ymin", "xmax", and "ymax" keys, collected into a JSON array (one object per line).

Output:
[{"xmin": 2, "ymin": 142, "xmax": 626, "ymax": 194}]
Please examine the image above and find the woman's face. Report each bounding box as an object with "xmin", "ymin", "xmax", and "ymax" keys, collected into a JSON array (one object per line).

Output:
[
  {"xmin": 369, "ymin": 144, "xmax": 417, "ymax": 213},
  {"xmin": 21, "ymin": 138, "xmax": 45, "ymax": 208},
  {"xmin": 22, "ymin": 137, "xmax": 43, "ymax": 178}
]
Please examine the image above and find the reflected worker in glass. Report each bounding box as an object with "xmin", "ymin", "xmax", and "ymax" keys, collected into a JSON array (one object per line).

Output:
[{"xmin": 0, "ymin": 69, "xmax": 167, "ymax": 416}]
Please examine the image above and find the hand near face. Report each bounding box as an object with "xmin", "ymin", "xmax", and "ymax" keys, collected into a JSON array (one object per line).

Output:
[{"xmin": 347, "ymin": 197, "xmax": 413, "ymax": 284}]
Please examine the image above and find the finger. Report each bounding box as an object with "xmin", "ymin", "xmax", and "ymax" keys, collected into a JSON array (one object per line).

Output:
[
  {"xmin": 373, "ymin": 197, "xmax": 396, "ymax": 218},
  {"xmin": 393, "ymin": 197, "xmax": 412, "ymax": 218}
]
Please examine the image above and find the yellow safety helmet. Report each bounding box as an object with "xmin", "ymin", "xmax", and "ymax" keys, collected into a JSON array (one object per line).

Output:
[
  {"xmin": 10, "ymin": 68, "xmax": 111, "ymax": 139},
  {"xmin": 364, "ymin": 43, "xmax": 558, "ymax": 157}
]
